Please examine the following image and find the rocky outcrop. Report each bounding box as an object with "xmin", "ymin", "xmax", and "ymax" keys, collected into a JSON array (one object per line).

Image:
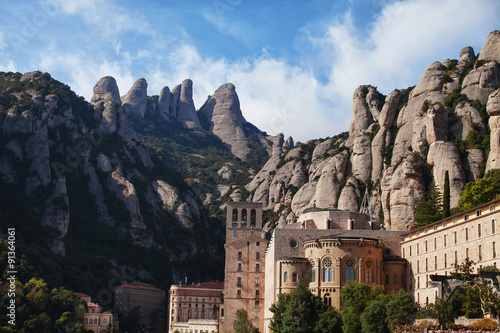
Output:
[
  {"xmin": 176, "ymin": 79, "xmax": 201, "ymax": 129},
  {"xmin": 41, "ymin": 176, "xmax": 70, "ymax": 255},
  {"xmin": 486, "ymin": 88, "xmax": 500, "ymax": 173},
  {"xmin": 121, "ymin": 78, "xmax": 148, "ymax": 118},
  {"xmin": 153, "ymin": 180, "xmax": 180, "ymax": 211},
  {"xmin": 450, "ymin": 102, "xmax": 485, "ymax": 140},
  {"xmin": 157, "ymin": 86, "xmax": 171, "ymax": 122},
  {"xmin": 381, "ymin": 154, "xmax": 426, "ymax": 231},
  {"xmin": 461, "ymin": 61, "xmax": 500, "ymax": 104},
  {"xmin": 25, "ymin": 125, "xmax": 51, "ymax": 195},
  {"xmin": 91, "ymin": 76, "xmax": 120, "ymax": 134},
  {"xmin": 427, "ymin": 141, "xmax": 465, "ymax": 208},
  {"xmin": 478, "ymin": 30, "xmax": 500, "ymax": 62},
  {"xmin": 198, "ymin": 83, "xmax": 250, "ymax": 160}
]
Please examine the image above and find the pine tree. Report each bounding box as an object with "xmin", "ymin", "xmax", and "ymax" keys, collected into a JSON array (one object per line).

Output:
[
  {"xmin": 413, "ymin": 182, "xmax": 442, "ymax": 229},
  {"xmin": 442, "ymin": 171, "xmax": 450, "ymax": 218}
]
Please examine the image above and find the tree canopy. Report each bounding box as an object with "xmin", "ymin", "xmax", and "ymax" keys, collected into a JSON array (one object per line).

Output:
[
  {"xmin": 458, "ymin": 169, "xmax": 500, "ymax": 211},
  {"xmin": 269, "ymin": 281, "xmax": 341, "ymax": 333}
]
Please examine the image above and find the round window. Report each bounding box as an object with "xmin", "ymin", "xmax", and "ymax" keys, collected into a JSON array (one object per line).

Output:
[{"xmin": 290, "ymin": 240, "xmax": 298, "ymax": 248}]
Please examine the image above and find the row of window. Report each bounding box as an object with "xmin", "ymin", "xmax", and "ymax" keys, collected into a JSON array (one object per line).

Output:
[
  {"xmin": 236, "ymin": 289, "xmax": 260, "ymax": 298},
  {"xmin": 84, "ymin": 318, "xmax": 107, "ymax": 325},
  {"xmin": 237, "ymin": 263, "xmax": 260, "ymax": 272},
  {"xmin": 404, "ymin": 220, "xmax": 497, "ymax": 257},
  {"xmin": 236, "ymin": 277, "xmax": 260, "ymax": 286},
  {"xmin": 413, "ymin": 242, "xmax": 497, "ymax": 274},
  {"xmin": 231, "ymin": 208, "xmax": 258, "ymax": 224},
  {"xmin": 176, "ymin": 329, "xmax": 215, "ymax": 333},
  {"xmin": 237, "ymin": 251, "xmax": 261, "ymax": 260},
  {"xmin": 171, "ymin": 290, "xmax": 220, "ymax": 296}
]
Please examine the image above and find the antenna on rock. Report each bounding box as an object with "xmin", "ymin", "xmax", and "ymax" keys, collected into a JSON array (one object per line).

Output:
[{"xmin": 360, "ymin": 189, "xmax": 372, "ymax": 223}]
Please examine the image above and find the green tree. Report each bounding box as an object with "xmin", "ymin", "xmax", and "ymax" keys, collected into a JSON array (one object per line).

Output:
[
  {"xmin": 0, "ymin": 278, "xmax": 85, "ymax": 332},
  {"xmin": 458, "ymin": 169, "xmax": 500, "ymax": 211},
  {"xmin": 413, "ymin": 182, "xmax": 442, "ymax": 229},
  {"xmin": 269, "ymin": 281, "xmax": 341, "ymax": 333},
  {"xmin": 233, "ymin": 309, "xmax": 258, "ymax": 333},
  {"xmin": 340, "ymin": 281, "xmax": 384, "ymax": 333},
  {"xmin": 442, "ymin": 171, "xmax": 450, "ymax": 218},
  {"xmin": 386, "ymin": 290, "xmax": 419, "ymax": 331},
  {"xmin": 361, "ymin": 299, "xmax": 389, "ymax": 333}
]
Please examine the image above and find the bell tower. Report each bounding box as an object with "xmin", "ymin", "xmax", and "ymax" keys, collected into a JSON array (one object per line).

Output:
[{"xmin": 225, "ymin": 202, "xmax": 263, "ymax": 242}]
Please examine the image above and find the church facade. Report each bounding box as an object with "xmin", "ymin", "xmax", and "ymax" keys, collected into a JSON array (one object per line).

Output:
[{"xmin": 223, "ymin": 202, "xmax": 406, "ymax": 333}]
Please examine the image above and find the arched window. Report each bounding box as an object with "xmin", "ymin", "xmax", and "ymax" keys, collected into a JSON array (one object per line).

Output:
[
  {"xmin": 310, "ymin": 259, "xmax": 316, "ymax": 283},
  {"xmin": 345, "ymin": 258, "xmax": 355, "ymax": 281},
  {"xmin": 201, "ymin": 310, "xmax": 205, "ymax": 319},
  {"xmin": 292, "ymin": 272, "xmax": 297, "ymax": 283},
  {"xmin": 250, "ymin": 209, "xmax": 257, "ymax": 226},
  {"xmin": 284, "ymin": 272, "xmax": 288, "ymax": 282},
  {"xmin": 232, "ymin": 208, "xmax": 238, "ymax": 223},
  {"xmin": 323, "ymin": 258, "xmax": 333, "ymax": 282},
  {"xmin": 324, "ymin": 293, "xmax": 332, "ymax": 307},
  {"xmin": 242, "ymin": 209, "xmax": 247, "ymax": 223},
  {"xmin": 365, "ymin": 260, "xmax": 373, "ymax": 283},
  {"xmin": 94, "ymin": 319, "xmax": 98, "ymax": 325}
]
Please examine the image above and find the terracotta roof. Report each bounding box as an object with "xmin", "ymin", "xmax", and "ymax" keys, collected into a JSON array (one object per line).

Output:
[{"xmin": 74, "ymin": 292, "xmax": 90, "ymax": 298}]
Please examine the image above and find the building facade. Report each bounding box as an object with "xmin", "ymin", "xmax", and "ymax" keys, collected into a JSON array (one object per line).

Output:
[
  {"xmin": 114, "ymin": 281, "xmax": 165, "ymax": 331},
  {"xmin": 223, "ymin": 202, "xmax": 268, "ymax": 333},
  {"xmin": 75, "ymin": 293, "xmax": 115, "ymax": 333},
  {"xmin": 168, "ymin": 282, "xmax": 224, "ymax": 333},
  {"xmin": 262, "ymin": 207, "xmax": 405, "ymax": 332},
  {"xmin": 401, "ymin": 198, "xmax": 500, "ymax": 305}
]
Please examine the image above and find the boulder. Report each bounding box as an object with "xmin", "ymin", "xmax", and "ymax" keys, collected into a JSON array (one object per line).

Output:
[
  {"xmin": 459, "ymin": 46, "xmax": 476, "ymax": 63},
  {"xmin": 337, "ymin": 178, "xmax": 360, "ymax": 212},
  {"xmin": 91, "ymin": 76, "xmax": 121, "ymax": 133}
]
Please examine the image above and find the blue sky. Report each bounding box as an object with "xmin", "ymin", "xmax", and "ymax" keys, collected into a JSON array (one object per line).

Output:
[{"xmin": 0, "ymin": 0, "xmax": 499, "ymax": 142}]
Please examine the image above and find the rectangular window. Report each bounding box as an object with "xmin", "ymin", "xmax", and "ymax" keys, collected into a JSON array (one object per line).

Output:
[
  {"xmin": 256, "ymin": 241, "xmax": 260, "ymax": 246},
  {"xmin": 464, "ymin": 214, "xmax": 469, "ymax": 221},
  {"xmin": 434, "ymin": 226, "xmax": 437, "ymax": 231},
  {"xmin": 466, "ymin": 228, "xmax": 469, "ymax": 241},
  {"xmin": 409, "ymin": 246, "xmax": 412, "ymax": 256},
  {"xmin": 256, "ymin": 252, "xmax": 260, "ymax": 259},
  {"xmin": 237, "ymin": 290, "xmax": 241, "ymax": 298},
  {"xmin": 255, "ymin": 290, "xmax": 259, "ymax": 298},
  {"xmin": 434, "ymin": 256, "xmax": 437, "ymax": 270},
  {"xmin": 453, "ymin": 218, "xmax": 458, "ymax": 224},
  {"xmin": 417, "ymin": 260, "xmax": 419, "ymax": 273},
  {"xmin": 255, "ymin": 311, "xmax": 260, "ymax": 318},
  {"xmin": 443, "ymin": 222, "xmax": 447, "ymax": 227},
  {"xmin": 394, "ymin": 274, "xmax": 397, "ymax": 284},
  {"xmin": 479, "ymin": 245, "xmax": 482, "ymax": 261},
  {"xmin": 444, "ymin": 234, "xmax": 447, "ymax": 247},
  {"xmin": 256, "ymin": 264, "xmax": 260, "ymax": 272},
  {"xmin": 238, "ymin": 252, "xmax": 242, "ymax": 260},
  {"xmin": 454, "ymin": 231, "xmax": 457, "ymax": 244},
  {"xmin": 233, "ymin": 231, "xmax": 237, "ymax": 237},
  {"xmin": 477, "ymin": 209, "xmax": 482, "ymax": 217},
  {"xmin": 255, "ymin": 278, "xmax": 260, "ymax": 286},
  {"xmin": 255, "ymin": 300, "xmax": 260, "ymax": 306},
  {"xmin": 417, "ymin": 244, "xmax": 419, "ymax": 255},
  {"xmin": 494, "ymin": 242, "xmax": 497, "ymax": 258},
  {"xmin": 478, "ymin": 224, "xmax": 481, "ymax": 238},
  {"xmin": 434, "ymin": 238, "xmax": 437, "ymax": 249},
  {"xmin": 426, "ymin": 258, "xmax": 428, "ymax": 271},
  {"xmin": 237, "ymin": 277, "xmax": 242, "ymax": 286},
  {"xmin": 466, "ymin": 248, "xmax": 469, "ymax": 259},
  {"xmin": 490, "ymin": 204, "xmax": 495, "ymax": 212},
  {"xmin": 425, "ymin": 241, "xmax": 428, "ymax": 252},
  {"xmin": 237, "ymin": 263, "xmax": 242, "ymax": 271},
  {"xmin": 455, "ymin": 251, "xmax": 458, "ymax": 266},
  {"xmin": 444, "ymin": 254, "xmax": 447, "ymax": 268},
  {"xmin": 493, "ymin": 219, "xmax": 496, "ymax": 234}
]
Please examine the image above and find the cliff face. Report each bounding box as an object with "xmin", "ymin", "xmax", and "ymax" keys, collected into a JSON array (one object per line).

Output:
[{"xmin": 244, "ymin": 30, "xmax": 500, "ymax": 231}]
